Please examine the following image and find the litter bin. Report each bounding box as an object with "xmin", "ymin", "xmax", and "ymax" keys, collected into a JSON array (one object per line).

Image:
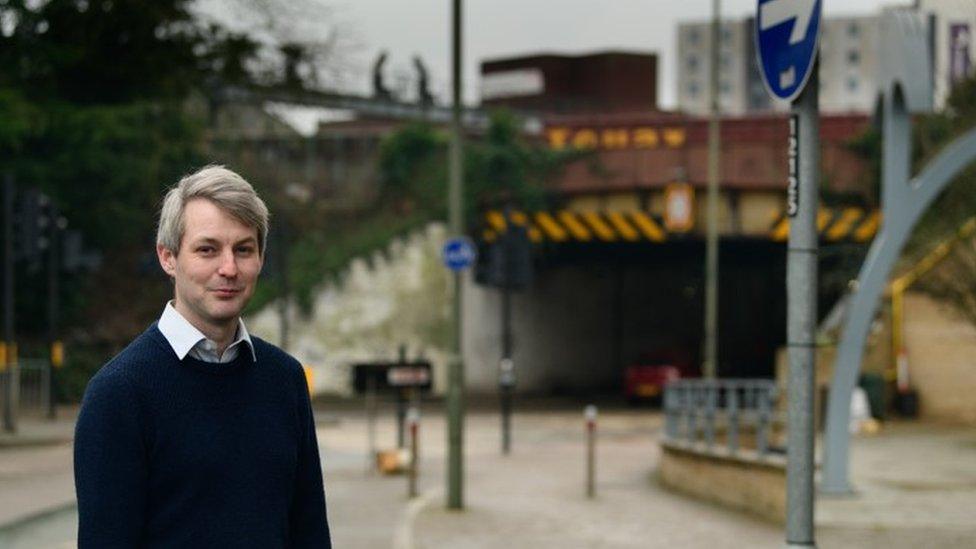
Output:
[
  {"xmin": 895, "ymin": 389, "xmax": 919, "ymax": 418},
  {"xmin": 858, "ymin": 374, "xmax": 886, "ymax": 420}
]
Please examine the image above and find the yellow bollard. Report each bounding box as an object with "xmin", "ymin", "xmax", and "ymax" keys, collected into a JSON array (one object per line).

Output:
[
  {"xmin": 302, "ymin": 365, "xmax": 315, "ymax": 395},
  {"xmin": 51, "ymin": 341, "xmax": 64, "ymax": 368}
]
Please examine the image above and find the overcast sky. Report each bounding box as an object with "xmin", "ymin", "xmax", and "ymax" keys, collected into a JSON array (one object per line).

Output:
[{"xmin": 333, "ymin": 0, "xmax": 902, "ymax": 108}]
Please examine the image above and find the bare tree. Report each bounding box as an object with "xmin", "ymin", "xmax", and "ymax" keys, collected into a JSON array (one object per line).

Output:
[{"xmin": 194, "ymin": 0, "xmax": 363, "ymax": 90}]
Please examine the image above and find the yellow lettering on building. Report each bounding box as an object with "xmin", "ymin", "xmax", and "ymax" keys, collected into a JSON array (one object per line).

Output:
[
  {"xmin": 601, "ymin": 129, "xmax": 630, "ymax": 149},
  {"xmin": 663, "ymin": 128, "xmax": 686, "ymax": 148},
  {"xmin": 547, "ymin": 127, "xmax": 571, "ymax": 149},
  {"xmin": 572, "ymin": 129, "xmax": 599, "ymax": 150},
  {"xmin": 633, "ymin": 128, "xmax": 660, "ymax": 148}
]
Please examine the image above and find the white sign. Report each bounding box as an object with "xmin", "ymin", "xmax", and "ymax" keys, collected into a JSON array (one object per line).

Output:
[{"xmin": 481, "ymin": 69, "xmax": 545, "ymax": 100}]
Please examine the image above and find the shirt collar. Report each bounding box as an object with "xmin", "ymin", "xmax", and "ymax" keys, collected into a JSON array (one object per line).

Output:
[{"xmin": 157, "ymin": 301, "xmax": 256, "ymax": 362}]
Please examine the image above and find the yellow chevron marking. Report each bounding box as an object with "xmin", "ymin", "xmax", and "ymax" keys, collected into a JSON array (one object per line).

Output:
[
  {"xmin": 771, "ymin": 218, "xmax": 790, "ymax": 241},
  {"xmin": 559, "ymin": 211, "xmax": 593, "ymax": 241},
  {"xmin": 853, "ymin": 211, "xmax": 881, "ymax": 242},
  {"xmin": 581, "ymin": 211, "xmax": 617, "ymax": 241},
  {"xmin": 826, "ymin": 208, "xmax": 862, "ymax": 241},
  {"xmin": 487, "ymin": 210, "xmax": 506, "ymax": 231},
  {"xmin": 817, "ymin": 208, "xmax": 832, "ymax": 232},
  {"xmin": 535, "ymin": 212, "xmax": 568, "ymax": 242},
  {"xmin": 606, "ymin": 211, "xmax": 640, "ymax": 241},
  {"xmin": 630, "ymin": 211, "xmax": 666, "ymax": 242},
  {"xmin": 509, "ymin": 211, "xmax": 528, "ymax": 225},
  {"xmin": 483, "ymin": 229, "xmax": 497, "ymax": 242},
  {"xmin": 508, "ymin": 211, "xmax": 542, "ymax": 242}
]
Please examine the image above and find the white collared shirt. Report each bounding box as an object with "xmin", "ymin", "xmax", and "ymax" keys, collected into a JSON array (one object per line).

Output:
[{"xmin": 157, "ymin": 301, "xmax": 256, "ymax": 363}]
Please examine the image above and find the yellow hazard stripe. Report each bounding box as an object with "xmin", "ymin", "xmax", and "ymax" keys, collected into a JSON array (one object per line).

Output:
[
  {"xmin": 853, "ymin": 211, "xmax": 880, "ymax": 242},
  {"xmin": 482, "ymin": 229, "xmax": 497, "ymax": 243},
  {"xmin": 771, "ymin": 217, "xmax": 790, "ymax": 242},
  {"xmin": 559, "ymin": 211, "xmax": 593, "ymax": 241},
  {"xmin": 817, "ymin": 208, "xmax": 833, "ymax": 232},
  {"xmin": 630, "ymin": 211, "xmax": 666, "ymax": 242},
  {"xmin": 535, "ymin": 212, "xmax": 568, "ymax": 242},
  {"xmin": 508, "ymin": 211, "xmax": 543, "ymax": 243},
  {"xmin": 826, "ymin": 208, "xmax": 862, "ymax": 241},
  {"xmin": 580, "ymin": 211, "xmax": 616, "ymax": 241},
  {"xmin": 487, "ymin": 211, "xmax": 506, "ymax": 231},
  {"xmin": 606, "ymin": 211, "xmax": 640, "ymax": 241}
]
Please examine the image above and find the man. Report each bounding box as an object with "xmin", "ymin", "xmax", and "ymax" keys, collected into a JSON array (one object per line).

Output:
[{"xmin": 74, "ymin": 166, "xmax": 331, "ymax": 548}]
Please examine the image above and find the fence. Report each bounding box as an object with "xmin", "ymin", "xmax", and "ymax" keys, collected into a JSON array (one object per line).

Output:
[
  {"xmin": 0, "ymin": 359, "xmax": 52, "ymax": 425},
  {"xmin": 663, "ymin": 378, "xmax": 781, "ymax": 459}
]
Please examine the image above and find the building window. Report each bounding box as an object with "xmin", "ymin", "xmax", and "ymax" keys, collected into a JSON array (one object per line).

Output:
[
  {"xmin": 720, "ymin": 54, "xmax": 731, "ymax": 69},
  {"xmin": 722, "ymin": 27, "xmax": 732, "ymax": 43},
  {"xmin": 688, "ymin": 81, "xmax": 700, "ymax": 97},
  {"xmin": 848, "ymin": 22, "xmax": 859, "ymax": 38},
  {"xmin": 847, "ymin": 50, "xmax": 860, "ymax": 65},
  {"xmin": 847, "ymin": 77, "xmax": 859, "ymax": 91},
  {"xmin": 688, "ymin": 28, "xmax": 700, "ymax": 45},
  {"xmin": 720, "ymin": 80, "xmax": 731, "ymax": 94},
  {"xmin": 687, "ymin": 55, "xmax": 699, "ymax": 71}
]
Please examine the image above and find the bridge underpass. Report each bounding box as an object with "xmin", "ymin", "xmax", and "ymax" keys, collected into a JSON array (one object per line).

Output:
[
  {"xmin": 463, "ymin": 202, "xmax": 876, "ymax": 397},
  {"xmin": 464, "ymin": 238, "xmax": 789, "ymax": 396}
]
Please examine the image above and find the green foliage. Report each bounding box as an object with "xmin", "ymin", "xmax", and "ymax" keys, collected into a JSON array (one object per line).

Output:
[
  {"xmin": 378, "ymin": 110, "xmax": 575, "ymax": 223},
  {"xmin": 378, "ymin": 121, "xmax": 447, "ymax": 208},
  {"xmin": 247, "ymin": 206, "xmax": 433, "ymax": 315},
  {"xmin": 908, "ymin": 75, "xmax": 976, "ymax": 255},
  {"xmin": 0, "ymin": 0, "xmax": 203, "ymax": 104}
]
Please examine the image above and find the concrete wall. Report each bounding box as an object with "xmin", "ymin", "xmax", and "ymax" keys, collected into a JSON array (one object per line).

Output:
[
  {"xmin": 904, "ymin": 292, "xmax": 976, "ymax": 425},
  {"xmin": 248, "ymin": 224, "xmax": 453, "ymax": 396},
  {"xmin": 464, "ymin": 265, "xmax": 619, "ymax": 395},
  {"xmin": 658, "ymin": 443, "xmax": 786, "ymax": 523}
]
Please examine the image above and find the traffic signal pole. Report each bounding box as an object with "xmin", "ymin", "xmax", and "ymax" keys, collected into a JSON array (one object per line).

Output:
[
  {"xmin": 3, "ymin": 175, "xmax": 16, "ymax": 433},
  {"xmin": 703, "ymin": 0, "xmax": 721, "ymax": 380},
  {"xmin": 446, "ymin": 0, "xmax": 466, "ymax": 511},
  {"xmin": 47, "ymin": 204, "xmax": 62, "ymax": 419}
]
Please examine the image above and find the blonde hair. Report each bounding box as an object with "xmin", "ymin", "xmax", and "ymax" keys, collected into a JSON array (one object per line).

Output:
[{"xmin": 156, "ymin": 165, "xmax": 269, "ymax": 254}]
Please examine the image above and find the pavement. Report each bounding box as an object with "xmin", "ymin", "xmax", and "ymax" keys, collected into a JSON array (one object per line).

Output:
[{"xmin": 0, "ymin": 399, "xmax": 974, "ymax": 548}]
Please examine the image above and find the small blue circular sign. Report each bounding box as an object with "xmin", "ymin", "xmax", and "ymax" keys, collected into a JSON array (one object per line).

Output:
[
  {"xmin": 756, "ymin": 0, "xmax": 822, "ymax": 102},
  {"xmin": 442, "ymin": 237, "xmax": 477, "ymax": 272}
]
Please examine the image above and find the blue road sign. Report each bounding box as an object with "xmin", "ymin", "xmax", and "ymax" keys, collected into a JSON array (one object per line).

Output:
[
  {"xmin": 442, "ymin": 237, "xmax": 476, "ymax": 272},
  {"xmin": 756, "ymin": 0, "xmax": 822, "ymax": 102}
]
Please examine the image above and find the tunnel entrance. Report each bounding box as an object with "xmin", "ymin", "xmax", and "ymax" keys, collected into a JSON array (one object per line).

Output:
[
  {"xmin": 465, "ymin": 238, "xmax": 794, "ymax": 396},
  {"xmin": 537, "ymin": 239, "xmax": 787, "ymax": 394}
]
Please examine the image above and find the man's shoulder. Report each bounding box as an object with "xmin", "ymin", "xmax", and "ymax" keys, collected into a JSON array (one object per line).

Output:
[
  {"xmin": 88, "ymin": 325, "xmax": 170, "ymax": 388},
  {"xmin": 250, "ymin": 336, "xmax": 304, "ymax": 374}
]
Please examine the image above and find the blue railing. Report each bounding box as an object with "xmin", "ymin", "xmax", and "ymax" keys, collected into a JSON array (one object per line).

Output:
[{"xmin": 663, "ymin": 379, "xmax": 780, "ymax": 459}]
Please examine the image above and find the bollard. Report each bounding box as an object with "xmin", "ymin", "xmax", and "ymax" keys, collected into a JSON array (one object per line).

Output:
[
  {"xmin": 584, "ymin": 404, "xmax": 597, "ymax": 499},
  {"xmin": 407, "ymin": 407, "xmax": 420, "ymax": 498},
  {"xmin": 365, "ymin": 376, "xmax": 377, "ymax": 475}
]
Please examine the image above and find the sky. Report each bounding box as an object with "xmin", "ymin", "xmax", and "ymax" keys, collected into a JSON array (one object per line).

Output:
[{"xmin": 332, "ymin": 0, "xmax": 902, "ymax": 109}]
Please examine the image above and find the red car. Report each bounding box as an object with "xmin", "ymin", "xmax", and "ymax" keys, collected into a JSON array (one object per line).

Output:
[{"xmin": 623, "ymin": 350, "xmax": 696, "ymax": 404}]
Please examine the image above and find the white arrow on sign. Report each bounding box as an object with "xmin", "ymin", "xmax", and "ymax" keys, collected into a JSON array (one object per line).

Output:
[{"xmin": 760, "ymin": 0, "xmax": 816, "ymax": 45}]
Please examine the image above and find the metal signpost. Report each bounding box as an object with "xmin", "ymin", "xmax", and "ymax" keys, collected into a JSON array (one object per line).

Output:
[{"xmin": 756, "ymin": 0, "xmax": 822, "ymax": 547}]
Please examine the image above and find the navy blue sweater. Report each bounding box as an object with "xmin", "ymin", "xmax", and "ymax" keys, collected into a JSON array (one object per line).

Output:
[{"xmin": 74, "ymin": 324, "xmax": 331, "ymax": 548}]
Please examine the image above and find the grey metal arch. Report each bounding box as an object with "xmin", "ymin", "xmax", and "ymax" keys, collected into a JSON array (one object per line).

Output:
[{"xmin": 821, "ymin": 86, "xmax": 976, "ymax": 494}]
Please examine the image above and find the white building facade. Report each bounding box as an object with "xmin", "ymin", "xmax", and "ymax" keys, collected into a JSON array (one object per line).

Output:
[{"xmin": 917, "ymin": 0, "xmax": 976, "ymax": 110}]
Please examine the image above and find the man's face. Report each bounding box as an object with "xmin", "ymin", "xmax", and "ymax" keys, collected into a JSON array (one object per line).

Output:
[{"xmin": 157, "ymin": 198, "xmax": 263, "ymax": 335}]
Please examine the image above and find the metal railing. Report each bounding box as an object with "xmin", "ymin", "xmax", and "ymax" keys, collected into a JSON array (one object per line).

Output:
[
  {"xmin": 663, "ymin": 378, "xmax": 780, "ymax": 459},
  {"xmin": 1, "ymin": 359, "xmax": 51, "ymax": 422}
]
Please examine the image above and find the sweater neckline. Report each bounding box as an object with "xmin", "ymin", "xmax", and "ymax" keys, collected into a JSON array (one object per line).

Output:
[{"xmin": 147, "ymin": 323, "xmax": 255, "ymax": 376}]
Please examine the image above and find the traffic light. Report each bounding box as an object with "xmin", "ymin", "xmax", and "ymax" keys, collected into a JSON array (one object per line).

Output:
[{"xmin": 13, "ymin": 188, "xmax": 52, "ymax": 269}]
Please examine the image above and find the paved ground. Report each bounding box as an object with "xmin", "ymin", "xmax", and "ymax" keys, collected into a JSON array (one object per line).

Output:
[{"xmin": 1, "ymin": 399, "xmax": 975, "ymax": 548}]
